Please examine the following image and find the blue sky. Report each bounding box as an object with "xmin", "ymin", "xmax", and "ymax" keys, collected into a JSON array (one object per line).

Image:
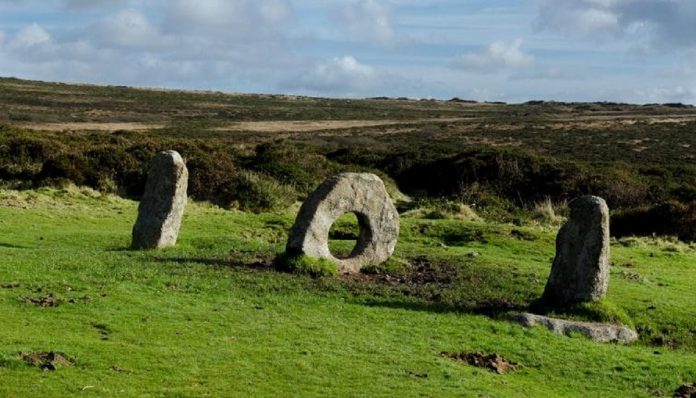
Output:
[{"xmin": 1, "ymin": 0, "xmax": 695, "ymax": 103}]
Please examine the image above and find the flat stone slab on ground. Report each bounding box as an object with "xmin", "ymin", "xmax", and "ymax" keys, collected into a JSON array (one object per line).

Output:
[{"xmin": 514, "ymin": 312, "xmax": 638, "ymax": 344}]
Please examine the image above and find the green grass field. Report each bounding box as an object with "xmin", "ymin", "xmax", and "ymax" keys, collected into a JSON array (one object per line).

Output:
[{"xmin": 0, "ymin": 187, "xmax": 694, "ymax": 397}]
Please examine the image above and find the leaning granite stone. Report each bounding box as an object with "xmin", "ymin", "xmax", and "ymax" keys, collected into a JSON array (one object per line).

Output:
[
  {"xmin": 287, "ymin": 173, "xmax": 399, "ymax": 274},
  {"xmin": 542, "ymin": 195, "xmax": 610, "ymax": 305},
  {"xmin": 131, "ymin": 150, "xmax": 188, "ymax": 249},
  {"xmin": 514, "ymin": 312, "xmax": 638, "ymax": 344}
]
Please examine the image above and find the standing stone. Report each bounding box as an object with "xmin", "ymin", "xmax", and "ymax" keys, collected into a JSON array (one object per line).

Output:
[
  {"xmin": 131, "ymin": 150, "xmax": 188, "ymax": 249},
  {"xmin": 541, "ymin": 195, "xmax": 610, "ymax": 305},
  {"xmin": 287, "ymin": 173, "xmax": 399, "ymax": 274}
]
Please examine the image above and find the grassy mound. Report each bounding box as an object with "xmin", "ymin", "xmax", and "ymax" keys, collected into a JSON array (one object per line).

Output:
[{"xmin": 274, "ymin": 253, "xmax": 339, "ymax": 277}]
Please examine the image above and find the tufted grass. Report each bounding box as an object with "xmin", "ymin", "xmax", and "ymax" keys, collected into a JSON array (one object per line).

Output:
[
  {"xmin": 273, "ymin": 253, "xmax": 338, "ymax": 277},
  {"xmin": 0, "ymin": 187, "xmax": 694, "ymax": 397}
]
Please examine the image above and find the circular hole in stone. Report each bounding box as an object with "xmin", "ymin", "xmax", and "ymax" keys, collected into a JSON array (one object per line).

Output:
[{"xmin": 328, "ymin": 212, "xmax": 363, "ymax": 259}]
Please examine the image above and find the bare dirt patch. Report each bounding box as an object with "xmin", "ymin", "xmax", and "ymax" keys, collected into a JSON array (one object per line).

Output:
[
  {"xmin": 20, "ymin": 351, "xmax": 74, "ymax": 371},
  {"xmin": 441, "ymin": 352, "xmax": 517, "ymax": 374},
  {"xmin": 22, "ymin": 294, "xmax": 59, "ymax": 307},
  {"xmin": 111, "ymin": 365, "xmax": 130, "ymax": 374},
  {"xmin": 92, "ymin": 323, "xmax": 112, "ymax": 341},
  {"xmin": 215, "ymin": 118, "xmax": 471, "ymax": 133},
  {"xmin": 546, "ymin": 115, "xmax": 696, "ymax": 130},
  {"xmin": 342, "ymin": 256, "xmax": 455, "ymax": 289},
  {"xmin": 675, "ymin": 384, "xmax": 696, "ymax": 398},
  {"xmin": 17, "ymin": 122, "xmax": 164, "ymax": 131}
]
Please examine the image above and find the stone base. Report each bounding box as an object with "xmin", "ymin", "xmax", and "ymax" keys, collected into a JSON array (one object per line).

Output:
[{"xmin": 514, "ymin": 312, "xmax": 638, "ymax": 344}]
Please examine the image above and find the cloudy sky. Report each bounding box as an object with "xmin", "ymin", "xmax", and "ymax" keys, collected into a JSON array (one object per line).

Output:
[{"xmin": 1, "ymin": 0, "xmax": 695, "ymax": 103}]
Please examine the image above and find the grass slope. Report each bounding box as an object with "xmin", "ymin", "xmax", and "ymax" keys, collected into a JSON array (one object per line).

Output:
[{"xmin": 0, "ymin": 187, "xmax": 694, "ymax": 397}]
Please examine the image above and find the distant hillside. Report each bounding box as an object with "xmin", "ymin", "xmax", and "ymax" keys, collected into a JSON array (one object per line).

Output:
[{"xmin": 1, "ymin": 77, "xmax": 694, "ymax": 239}]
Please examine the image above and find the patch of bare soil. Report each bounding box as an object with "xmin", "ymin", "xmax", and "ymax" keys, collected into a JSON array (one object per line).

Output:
[
  {"xmin": 17, "ymin": 122, "xmax": 164, "ymax": 131},
  {"xmin": 21, "ymin": 289, "xmax": 90, "ymax": 307},
  {"xmin": 342, "ymin": 256, "xmax": 455, "ymax": 290},
  {"xmin": 441, "ymin": 352, "xmax": 517, "ymax": 374},
  {"xmin": 1, "ymin": 282, "xmax": 20, "ymax": 289},
  {"xmin": 546, "ymin": 114, "xmax": 696, "ymax": 130},
  {"xmin": 92, "ymin": 323, "xmax": 111, "ymax": 341},
  {"xmin": 215, "ymin": 118, "xmax": 471, "ymax": 133},
  {"xmin": 675, "ymin": 384, "xmax": 696, "ymax": 398},
  {"xmin": 111, "ymin": 365, "xmax": 130, "ymax": 374},
  {"xmin": 22, "ymin": 294, "xmax": 59, "ymax": 307},
  {"xmin": 20, "ymin": 351, "xmax": 74, "ymax": 371}
]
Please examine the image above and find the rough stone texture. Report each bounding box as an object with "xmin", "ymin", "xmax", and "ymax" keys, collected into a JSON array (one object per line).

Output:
[
  {"xmin": 131, "ymin": 150, "xmax": 188, "ymax": 249},
  {"xmin": 542, "ymin": 195, "xmax": 610, "ymax": 305},
  {"xmin": 287, "ymin": 173, "xmax": 399, "ymax": 274},
  {"xmin": 515, "ymin": 312, "xmax": 638, "ymax": 344}
]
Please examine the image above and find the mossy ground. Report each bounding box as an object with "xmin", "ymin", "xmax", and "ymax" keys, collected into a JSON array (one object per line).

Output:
[{"xmin": 0, "ymin": 187, "xmax": 694, "ymax": 397}]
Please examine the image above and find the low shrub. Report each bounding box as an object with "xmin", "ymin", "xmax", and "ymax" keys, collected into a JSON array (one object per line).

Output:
[
  {"xmin": 228, "ymin": 170, "xmax": 298, "ymax": 213},
  {"xmin": 0, "ymin": 127, "xmax": 693, "ymax": 228},
  {"xmin": 250, "ymin": 143, "xmax": 339, "ymax": 194},
  {"xmin": 402, "ymin": 200, "xmax": 483, "ymax": 222},
  {"xmin": 612, "ymin": 201, "xmax": 696, "ymax": 241},
  {"xmin": 530, "ymin": 197, "xmax": 565, "ymax": 225}
]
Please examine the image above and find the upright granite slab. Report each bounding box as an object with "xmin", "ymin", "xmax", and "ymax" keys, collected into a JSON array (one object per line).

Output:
[
  {"xmin": 287, "ymin": 173, "xmax": 399, "ymax": 274},
  {"xmin": 131, "ymin": 150, "xmax": 188, "ymax": 249},
  {"xmin": 542, "ymin": 195, "xmax": 610, "ymax": 305}
]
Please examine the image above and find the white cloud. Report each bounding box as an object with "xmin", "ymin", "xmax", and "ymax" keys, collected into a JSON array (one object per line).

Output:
[
  {"xmin": 61, "ymin": 0, "xmax": 122, "ymax": 9},
  {"xmin": 512, "ymin": 66, "xmax": 591, "ymax": 81},
  {"xmin": 283, "ymin": 56, "xmax": 391, "ymax": 95},
  {"xmin": 1, "ymin": 1, "xmax": 695, "ymax": 104},
  {"xmin": 300, "ymin": 56, "xmax": 376, "ymax": 90},
  {"xmin": 89, "ymin": 9, "xmax": 166, "ymax": 49},
  {"xmin": 535, "ymin": 0, "xmax": 696, "ymax": 48},
  {"xmin": 451, "ymin": 39, "xmax": 534, "ymax": 72},
  {"xmin": 535, "ymin": 0, "xmax": 620, "ymax": 37},
  {"xmin": 259, "ymin": 0, "xmax": 294, "ymax": 24},
  {"xmin": 337, "ymin": 0, "xmax": 394, "ymax": 45},
  {"xmin": 162, "ymin": 0, "xmax": 294, "ymax": 40},
  {"xmin": 628, "ymin": 86, "xmax": 696, "ymax": 104},
  {"xmin": 0, "ymin": 1, "xmax": 303, "ymax": 90},
  {"xmin": 9, "ymin": 23, "xmax": 51, "ymax": 48}
]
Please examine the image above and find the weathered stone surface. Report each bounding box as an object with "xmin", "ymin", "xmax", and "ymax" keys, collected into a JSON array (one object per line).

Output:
[
  {"xmin": 287, "ymin": 173, "xmax": 399, "ymax": 274},
  {"xmin": 131, "ymin": 150, "xmax": 188, "ymax": 249},
  {"xmin": 542, "ymin": 195, "xmax": 610, "ymax": 305},
  {"xmin": 514, "ymin": 312, "xmax": 638, "ymax": 344}
]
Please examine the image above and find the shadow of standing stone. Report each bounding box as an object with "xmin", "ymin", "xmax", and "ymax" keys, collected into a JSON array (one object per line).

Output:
[
  {"xmin": 542, "ymin": 195, "xmax": 610, "ymax": 305},
  {"xmin": 131, "ymin": 150, "xmax": 188, "ymax": 249}
]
